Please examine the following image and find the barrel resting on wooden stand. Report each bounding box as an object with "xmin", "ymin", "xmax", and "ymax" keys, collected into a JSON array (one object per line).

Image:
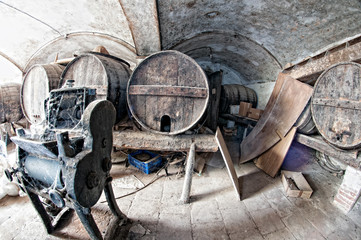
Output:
[
  {"xmin": 122, "ymin": 51, "xmax": 240, "ymax": 202},
  {"xmin": 113, "ymin": 129, "xmax": 241, "ymax": 203},
  {"xmin": 298, "ymin": 62, "xmax": 361, "ymax": 213},
  {"xmin": 113, "ymin": 130, "xmax": 217, "ymax": 204}
]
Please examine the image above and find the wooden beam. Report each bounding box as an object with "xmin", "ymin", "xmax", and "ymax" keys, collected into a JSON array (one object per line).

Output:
[
  {"xmin": 113, "ymin": 130, "xmax": 218, "ymax": 152},
  {"xmin": 295, "ymin": 133, "xmax": 360, "ymax": 169},
  {"xmin": 283, "ymin": 38, "xmax": 361, "ymax": 84}
]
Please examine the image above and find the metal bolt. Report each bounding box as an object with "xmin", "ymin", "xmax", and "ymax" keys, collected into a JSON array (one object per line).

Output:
[
  {"xmin": 86, "ymin": 172, "xmax": 100, "ymax": 189},
  {"xmin": 102, "ymin": 157, "xmax": 112, "ymax": 172},
  {"xmin": 102, "ymin": 138, "xmax": 107, "ymax": 148}
]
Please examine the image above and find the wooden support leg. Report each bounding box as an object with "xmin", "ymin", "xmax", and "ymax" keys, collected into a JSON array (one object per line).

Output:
[{"xmin": 179, "ymin": 142, "xmax": 196, "ymax": 204}]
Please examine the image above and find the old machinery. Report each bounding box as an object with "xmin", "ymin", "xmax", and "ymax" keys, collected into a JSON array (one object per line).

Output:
[{"xmin": 5, "ymin": 84, "xmax": 126, "ymax": 240}]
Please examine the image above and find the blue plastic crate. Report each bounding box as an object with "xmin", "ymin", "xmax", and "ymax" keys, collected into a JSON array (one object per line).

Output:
[{"xmin": 128, "ymin": 150, "xmax": 163, "ymax": 174}]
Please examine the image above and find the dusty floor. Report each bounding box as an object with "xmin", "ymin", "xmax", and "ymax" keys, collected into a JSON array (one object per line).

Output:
[{"xmin": 0, "ymin": 140, "xmax": 360, "ymax": 240}]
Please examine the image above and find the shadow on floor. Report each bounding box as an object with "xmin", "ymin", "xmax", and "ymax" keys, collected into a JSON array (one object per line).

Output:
[{"xmin": 239, "ymin": 170, "xmax": 272, "ymax": 200}]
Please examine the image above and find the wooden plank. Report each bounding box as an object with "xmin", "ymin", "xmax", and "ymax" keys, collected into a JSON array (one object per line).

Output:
[
  {"xmin": 283, "ymin": 38, "xmax": 361, "ymax": 84},
  {"xmin": 240, "ymin": 74, "xmax": 313, "ymax": 163},
  {"xmin": 206, "ymin": 71, "xmax": 223, "ymax": 131},
  {"xmin": 128, "ymin": 85, "xmax": 208, "ymax": 98},
  {"xmin": 219, "ymin": 113, "xmax": 258, "ymax": 126},
  {"xmin": 255, "ymin": 127, "xmax": 297, "ymax": 177},
  {"xmin": 113, "ymin": 130, "xmax": 218, "ymax": 152},
  {"xmin": 295, "ymin": 133, "xmax": 360, "ymax": 169},
  {"xmin": 215, "ymin": 128, "xmax": 241, "ymax": 200}
]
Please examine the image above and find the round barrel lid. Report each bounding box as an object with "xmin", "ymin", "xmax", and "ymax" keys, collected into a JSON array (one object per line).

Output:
[
  {"xmin": 127, "ymin": 50, "xmax": 209, "ymax": 135},
  {"xmin": 311, "ymin": 62, "xmax": 361, "ymax": 149}
]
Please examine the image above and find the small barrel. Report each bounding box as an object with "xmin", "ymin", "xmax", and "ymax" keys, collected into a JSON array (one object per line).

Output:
[
  {"xmin": 127, "ymin": 50, "xmax": 209, "ymax": 135},
  {"xmin": 0, "ymin": 83, "xmax": 23, "ymax": 123},
  {"xmin": 311, "ymin": 62, "xmax": 361, "ymax": 149},
  {"xmin": 60, "ymin": 52, "xmax": 131, "ymax": 124},
  {"xmin": 294, "ymin": 100, "xmax": 317, "ymax": 135},
  {"xmin": 219, "ymin": 84, "xmax": 257, "ymax": 113},
  {"xmin": 21, "ymin": 64, "xmax": 65, "ymax": 125}
]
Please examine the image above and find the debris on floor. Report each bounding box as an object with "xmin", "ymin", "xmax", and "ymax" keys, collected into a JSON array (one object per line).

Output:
[
  {"xmin": 206, "ymin": 151, "xmax": 226, "ymax": 169},
  {"xmin": 194, "ymin": 152, "xmax": 210, "ymax": 175},
  {"xmin": 112, "ymin": 175, "xmax": 145, "ymax": 189},
  {"xmin": 127, "ymin": 222, "xmax": 151, "ymax": 239},
  {"xmin": 0, "ymin": 141, "xmax": 19, "ymax": 200},
  {"xmin": 281, "ymin": 170, "xmax": 313, "ymax": 199},
  {"xmin": 111, "ymin": 149, "xmax": 128, "ymax": 163}
]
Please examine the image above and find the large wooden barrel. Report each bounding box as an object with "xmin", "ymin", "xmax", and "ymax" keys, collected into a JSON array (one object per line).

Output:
[
  {"xmin": 0, "ymin": 83, "xmax": 23, "ymax": 123},
  {"xmin": 219, "ymin": 84, "xmax": 257, "ymax": 113},
  {"xmin": 311, "ymin": 62, "xmax": 361, "ymax": 149},
  {"xmin": 60, "ymin": 53, "xmax": 131, "ymax": 124},
  {"xmin": 294, "ymin": 99, "xmax": 317, "ymax": 135},
  {"xmin": 21, "ymin": 64, "xmax": 64, "ymax": 124},
  {"xmin": 127, "ymin": 50, "xmax": 209, "ymax": 135}
]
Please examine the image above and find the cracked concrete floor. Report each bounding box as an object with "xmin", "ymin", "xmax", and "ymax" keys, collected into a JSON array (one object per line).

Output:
[{"xmin": 0, "ymin": 140, "xmax": 360, "ymax": 240}]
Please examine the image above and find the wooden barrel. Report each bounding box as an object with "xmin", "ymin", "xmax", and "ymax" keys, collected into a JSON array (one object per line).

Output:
[
  {"xmin": 311, "ymin": 62, "xmax": 361, "ymax": 149},
  {"xmin": 21, "ymin": 64, "xmax": 64, "ymax": 124},
  {"xmin": 60, "ymin": 53, "xmax": 131, "ymax": 124},
  {"xmin": 127, "ymin": 50, "xmax": 209, "ymax": 135},
  {"xmin": 219, "ymin": 84, "xmax": 257, "ymax": 113},
  {"xmin": 0, "ymin": 83, "xmax": 23, "ymax": 123},
  {"xmin": 294, "ymin": 99, "xmax": 317, "ymax": 135}
]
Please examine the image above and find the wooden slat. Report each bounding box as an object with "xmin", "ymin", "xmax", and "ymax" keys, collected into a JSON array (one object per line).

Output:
[
  {"xmin": 313, "ymin": 98, "xmax": 361, "ymax": 110},
  {"xmin": 240, "ymin": 74, "xmax": 313, "ymax": 163},
  {"xmin": 113, "ymin": 130, "xmax": 218, "ymax": 152},
  {"xmin": 295, "ymin": 133, "xmax": 360, "ymax": 169},
  {"xmin": 283, "ymin": 38, "xmax": 361, "ymax": 84},
  {"xmin": 255, "ymin": 127, "xmax": 297, "ymax": 177},
  {"xmin": 128, "ymin": 85, "xmax": 208, "ymax": 98},
  {"xmin": 215, "ymin": 128, "xmax": 241, "ymax": 200},
  {"xmin": 220, "ymin": 114, "xmax": 258, "ymax": 126}
]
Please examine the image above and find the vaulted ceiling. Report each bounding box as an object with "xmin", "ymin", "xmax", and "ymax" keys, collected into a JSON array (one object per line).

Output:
[{"xmin": 0, "ymin": 0, "xmax": 360, "ymax": 87}]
